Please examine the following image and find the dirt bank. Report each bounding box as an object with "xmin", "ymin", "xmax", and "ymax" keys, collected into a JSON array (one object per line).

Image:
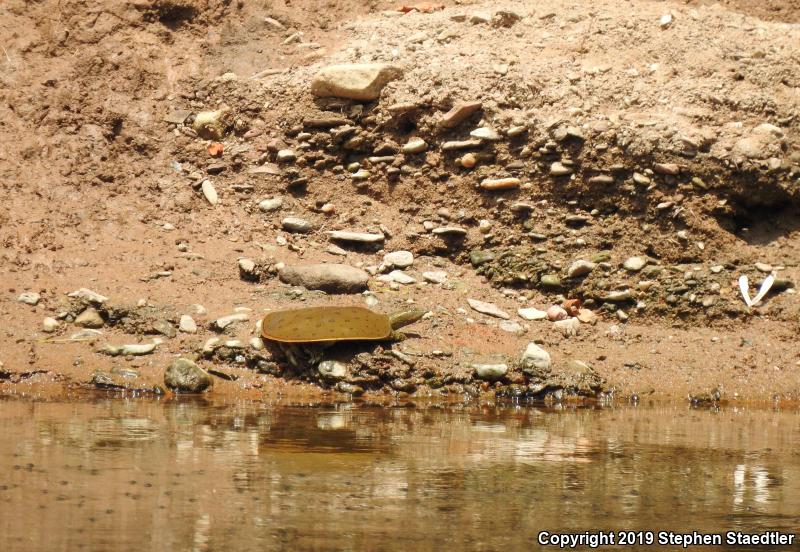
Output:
[{"xmin": 1, "ymin": 0, "xmax": 798, "ymax": 403}]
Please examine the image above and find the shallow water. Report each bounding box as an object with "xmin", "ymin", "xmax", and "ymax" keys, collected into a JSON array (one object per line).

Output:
[{"xmin": 1, "ymin": 398, "xmax": 799, "ymax": 551}]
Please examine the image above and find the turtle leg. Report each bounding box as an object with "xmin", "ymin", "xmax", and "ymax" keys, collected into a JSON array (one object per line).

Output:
[{"xmin": 388, "ymin": 331, "xmax": 408, "ymax": 342}]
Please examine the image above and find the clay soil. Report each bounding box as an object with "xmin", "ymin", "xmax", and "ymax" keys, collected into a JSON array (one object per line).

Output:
[{"xmin": 1, "ymin": 0, "xmax": 799, "ymax": 403}]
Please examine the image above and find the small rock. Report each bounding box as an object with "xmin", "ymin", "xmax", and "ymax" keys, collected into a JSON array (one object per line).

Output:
[
  {"xmin": 318, "ymin": 360, "xmax": 347, "ymax": 381},
  {"xmin": 238, "ymin": 258, "xmax": 258, "ymax": 281},
  {"xmin": 576, "ymin": 309, "xmax": 598, "ymax": 325},
  {"xmin": 201, "ymin": 180, "xmax": 218, "ymax": 205},
  {"xmin": 212, "ymin": 313, "xmax": 249, "ymax": 331},
  {"xmin": 567, "ymin": 260, "xmax": 596, "ymax": 278},
  {"xmin": 659, "ymin": 13, "xmax": 673, "ymax": 29},
  {"xmin": 192, "ymin": 109, "xmax": 231, "ymax": 140},
  {"xmin": 438, "ymin": 101, "xmax": 482, "ymax": 129},
  {"xmin": 75, "ymin": 307, "xmax": 104, "ymax": 328},
  {"xmin": 550, "ymin": 162, "xmax": 573, "ymax": 176},
  {"xmin": 258, "ymin": 197, "xmax": 284, "ymax": 212},
  {"xmin": 402, "ymin": 138, "xmax": 428, "ymax": 154},
  {"xmin": 422, "ymin": 271, "xmax": 448, "ymax": 284},
  {"xmin": 470, "ymin": 250, "xmax": 495, "ymax": 266},
  {"xmin": 546, "ymin": 305, "xmax": 568, "ymax": 322},
  {"xmin": 380, "ymin": 270, "xmax": 416, "ymax": 285},
  {"xmin": 17, "ymin": 292, "xmax": 41, "ymax": 306},
  {"xmin": 460, "ymin": 153, "xmax": 477, "ymax": 168},
  {"xmin": 467, "ymin": 299, "xmax": 510, "ymax": 319},
  {"xmin": 518, "ymin": 307, "xmax": 547, "ymax": 321},
  {"xmin": 623, "ymin": 256, "xmax": 647, "ymax": 272},
  {"xmin": 432, "ymin": 226, "xmax": 467, "ymax": 237},
  {"xmin": 521, "ymin": 343, "xmax": 551, "ymax": 376},
  {"xmin": 499, "ymin": 321, "xmax": 524, "ymax": 334},
  {"xmin": 473, "ymin": 363, "xmax": 508, "ymax": 381},
  {"xmin": 327, "ymin": 230, "xmax": 384, "ymax": 243},
  {"xmin": 480, "ymin": 177, "xmax": 520, "ymax": 191},
  {"xmin": 279, "ymin": 264, "xmax": 370, "ymax": 294},
  {"xmin": 42, "ymin": 317, "xmax": 59, "ymax": 333},
  {"xmin": 602, "ymin": 290, "xmax": 633, "ymax": 302},
  {"xmin": 310, "ymin": 63, "xmax": 403, "ymax": 101},
  {"xmin": 179, "ymin": 315, "xmax": 197, "ymax": 334},
  {"xmin": 277, "ymin": 149, "xmax": 296, "ymax": 162},
  {"xmin": 554, "ymin": 317, "xmax": 580, "ymax": 337},
  {"xmin": 383, "ymin": 250, "xmax": 414, "ymax": 269},
  {"xmin": 282, "ymin": 217, "xmax": 314, "ymax": 233},
  {"xmin": 653, "ymin": 163, "xmax": 680, "ymax": 175},
  {"xmin": 733, "ymin": 124, "xmax": 784, "ymax": 160},
  {"xmin": 470, "ymin": 127, "xmax": 501, "ymax": 141},
  {"xmin": 755, "ymin": 262, "xmax": 773, "ymax": 273},
  {"xmin": 101, "ymin": 342, "xmax": 157, "ymax": 356},
  {"xmin": 164, "ymin": 358, "xmax": 212, "ymax": 393},
  {"xmin": 67, "ymin": 288, "xmax": 108, "ymax": 304},
  {"xmin": 351, "ymin": 169, "xmax": 371, "ymax": 180}
]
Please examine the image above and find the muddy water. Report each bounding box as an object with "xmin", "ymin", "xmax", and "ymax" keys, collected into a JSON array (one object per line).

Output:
[{"xmin": 1, "ymin": 399, "xmax": 799, "ymax": 551}]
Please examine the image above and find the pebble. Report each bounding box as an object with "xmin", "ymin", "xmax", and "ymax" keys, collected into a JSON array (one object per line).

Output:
[
  {"xmin": 258, "ymin": 197, "xmax": 283, "ymax": 212},
  {"xmin": 279, "ymin": 264, "xmax": 370, "ymax": 294},
  {"xmin": 470, "ymin": 127, "xmax": 501, "ymax": 141},
  {"xmin": 616, "ymin": 310, "xmax": 629, "ymax": 322},
  {"xmin": 17, "ymin": 292, "xmax": 41, "ymax": 306},
  {"xmin": 546, "ymin": 305, "xmax": 568, "ymax": 321},
  {"xmin": 659, "ymin": 13, "xmax": 673, "ymax": 29},
  {"xmin": 42, "ymin": 317, "xmax": 59, "ymax": 333},
  {"xmin": 383, "ymin": 250, "xmax": 414, "ymax": 268},
  {"xmin": 499, "ymin": 321, "xmax": 524, "ymax": 334},
  {"xmin": 567, "ymin": 260, "xmax": 596, "ymax": 278},
  {"xmin": 327, "ymin": 230, "xmax": 384, "ymax": 243},
  {"xmin": 402, "ymin": 138, "xmax": 428, "ymax": 154},
  {"xmin": 422, "ymin": 271, "xmax": 448, "ymax": 284},
  {"xmin": 432, "ymin": 226, "xmax": 467, "ymax": 236},
  {"xmin": 623, "ymin": 256, "xmax": 647, "ymax": 272},
  {"xmin": 101, "ymin": 342, "xmax": 157, "ymax": 356},
  {"xmin": 632, "ymin": 172, "xmax": 650, "ymax": 185},
  {"xmin": 473, "ymin": 363, "xmax": 508, "ymax": 381},
  {"xmin": 67, "ymin": 288, "xmax": 108, "ymax": 304},
  {"xmin": 318, "ymin": 360, "xmax": 348, "ymax": 381},
  {"xmin": 521, "ymin": 343, "xmax": 551, "ymax": 376},
  {"xmin": 550, "ymin": 162, "xmax": 573, "ymax": 176},
  {"xmin": 310, "ymin": 63, "xmax": 403, "ymax": 101},
  {"xmin": 379, "ymin": 270, "xmax": 416, "ymax": 285},
  {"xmin": 480, "ymin": 177, "xmax": 520, "ymax": 191},
  {"xmin": 74, "ymin": 307, "xmax": 104, "ymax": 328},
  {"xmin": 755, "ymin": 262, "xmax": 773, "ymax": 273},
  {"xmin": 460, "ymin": 153, "xmax": 477, "ymax": 168},
  {"xmin": 192, "ymin": 109, "xmax": 231, "ymax": 140},
  {"xmin": 438, "ymin": 101, "xmax": 482, "ymax": 129},
  {"xmin": 282, "ymin": 217, "xmax": 314, "ymax": 233},
  {"xmin": 653, "ymin": 163, "xmax": 680, "ymax": 175},
  {"xmin": 212, "ymin": 313, "xmax": 249, "ymax": 330},
  {"xmin": 518, "ymin": 307, "xmax": 547, "ymax": 321},
  {"xmin": 467, "ymin": 299, "xmax": 510, "ymax": 320},
  {"xmin": 554, "ymin": 317, "xmax": 580, "ymax": 337},
  {"xmin": 179, "ymin": 315, "xmax": 198, "ymax": 334},
  {"xmin": 478, "ymin": 220, "xmax": 492, "ymax": 234},
  {"xmin": 603, "ymin": 290, "xmax": 633, "ymax": 302},
  {"xmin": 164, "ymin": 358, "xmax": 212, "ymax": 393},
  {"xmin": 277, "ymin": 149, "xmax": 296, "ymax": 162},
  {"xmin": 351, "ymin": 169, "xmax": 371, "ymax": 180},
  {"xmin": 201, "ymin": 179, "xmax": 218, "ymax": 205}
]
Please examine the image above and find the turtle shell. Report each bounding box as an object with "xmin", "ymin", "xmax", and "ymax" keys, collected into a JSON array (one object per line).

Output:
[{"xmin": 260, "ymin": 306, "xmax": 392, "ymax": 343}]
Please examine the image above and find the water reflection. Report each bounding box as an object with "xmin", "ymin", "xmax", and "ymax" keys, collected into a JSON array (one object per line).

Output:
[{"xmin": 0, "ymin": 399, "xmax": 798, "ymax": 551}]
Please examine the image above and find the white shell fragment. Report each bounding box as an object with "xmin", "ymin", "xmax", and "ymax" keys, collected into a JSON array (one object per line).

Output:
[{"xmin": 739, "ymin": 274, "xmax": 774, "ymax": 307}]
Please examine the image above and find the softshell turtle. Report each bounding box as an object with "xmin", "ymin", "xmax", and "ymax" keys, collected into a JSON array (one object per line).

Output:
[{"xmin": 261, "ymin": 306, "xmax": 425, "ymax": 370}]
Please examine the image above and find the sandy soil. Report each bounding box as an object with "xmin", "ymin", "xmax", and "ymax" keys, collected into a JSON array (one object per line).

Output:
[{"xmin": 1, "ymin": 0, "xmax": 798, "ymax": 403}]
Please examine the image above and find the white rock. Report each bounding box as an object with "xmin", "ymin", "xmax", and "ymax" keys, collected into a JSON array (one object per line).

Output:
[
  {"xmin": 282, "ymin": 217, "xmax": 313, "ymax": 233},
  {"xmin": 318, "ymin": 360, "xmax": 348, "ymax": 380},
  {"xmin": 518, "ymin": 307, "xmax": 547, "ymax": 321},
  {"xmin": 277, "ymin": 149, "xmax": 296, "ymax": 162},
  {"xmin": 250, "ymin": 337, "xmax": 264, "ymax": 350},
  {"xmin": 179, "ymin": 315, "xmax": 198, "ymax": 334},
  {"xmin": 42, "ymin": 317, "xmax": 60, "ymax": 333},
  {"xmin": 568, "ymin": 260, "xmax": 596, "ymax": 278},
  {"xmin": 550, "ymin": 162, "xmax": 573, "ymax": 176},
  {"xmin": 67, "ymin": 288, "xmax": 108, "ymax": 304},
  {"xmin": 212, "ymin": 313, "xmax": 249, "ymax": 330},
  {"xmin": 623, "ymin": 256, "xmax": 647, "ymax": 272},
  {"xmin": 473, "ymin": 363, "xmax": 508, "ymax": 380},
  {"xmin": 659, "ymin": 13, "xmax": 673, "ymax": 29},
  {"xmin": 17, "ymin": 292, "xmax": 41, "ymax": 306},
  {"xmin": 383, "ymin": 250, "xmax": 414, "ymax": 269},
  {"xmin": 202, "ymin": 337, "xmax": 221, "ymax": 354},
  {"xmin": 402, "ymin": 138, "xmax": 428, "ymax": 154},
  {"xmin": 201, "ymin": 179, "xmax": 218, "ymax": 205},
  {"xmin": 521, "ymin": 343, "xmax": 551, "ymax": 374},
  {"xmin": 470, "ymin": 127, "xmax": 501, "ymax": 141},
  {"xmin": 554, "ymin": 318, "xmax": 581, "ymax": 337},
  {"xmin": 422, "ymin": 271, "xmax": 448, "ymax": 284},
  {"xmin": 101, "ymin": 342, "xmax": 157, "ymax": 356},
  {"xmin": 258, "ymin": 197, "xmax": 283, "ymax": 212},
  {"xmin": 499, "ymin": 321, "xmax": 524, "ymax": 334},
  {"xmin": 378, "ymin": 270, "xmax": 416, "ymax": 285},
  {"xmin": 467, "ymin": 299, "xmax": 510, "ymax": 319},
  {"xmin": 327, "ymin": 231, "xmax": 384, "ymax": 243}
]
